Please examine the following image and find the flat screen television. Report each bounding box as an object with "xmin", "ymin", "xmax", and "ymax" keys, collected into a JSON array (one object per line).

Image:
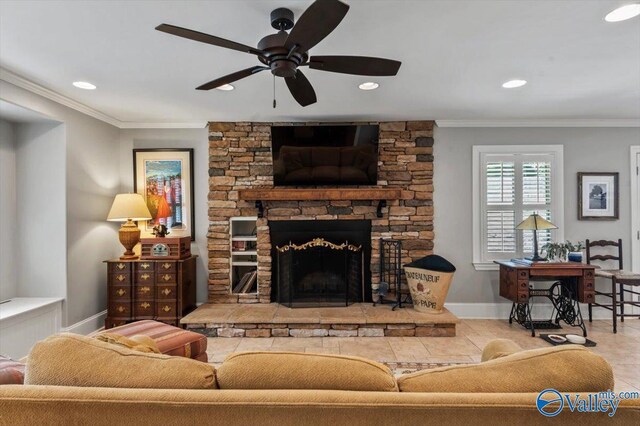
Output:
[{"xmin": 271, "ymin": 124, "xmax": 379, "ymax": 186}]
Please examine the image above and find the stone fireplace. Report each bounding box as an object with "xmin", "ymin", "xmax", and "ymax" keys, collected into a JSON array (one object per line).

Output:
[{"xmin": 207, "ymin": 121, "xmax": 435, "ymax": 304}]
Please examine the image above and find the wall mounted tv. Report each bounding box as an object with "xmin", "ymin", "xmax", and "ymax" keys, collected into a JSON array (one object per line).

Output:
[{"xmin": 271, "ymin": 124, "xmax": 379, "ymax": 186}]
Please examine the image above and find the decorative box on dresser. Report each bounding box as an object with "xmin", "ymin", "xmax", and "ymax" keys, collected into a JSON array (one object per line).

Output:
[{"xmin": 104, "ymin": 256, "xmax": 197, "ymax": 329}]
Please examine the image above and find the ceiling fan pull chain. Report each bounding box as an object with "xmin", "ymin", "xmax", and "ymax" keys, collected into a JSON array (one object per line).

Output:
[{"xmin": 273, "ymin": 74, "xmax": 277, "ymax": 109}]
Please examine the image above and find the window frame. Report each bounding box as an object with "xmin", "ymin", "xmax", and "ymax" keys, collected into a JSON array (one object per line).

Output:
[{"xmin": 472, "ymin": 145, "xmax": 564, "ymax": 271}]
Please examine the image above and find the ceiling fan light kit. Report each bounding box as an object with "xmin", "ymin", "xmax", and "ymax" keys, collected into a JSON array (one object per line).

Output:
[{"xmin": 155, "ymin": 0, "xmax": 401, "ymax": 107}]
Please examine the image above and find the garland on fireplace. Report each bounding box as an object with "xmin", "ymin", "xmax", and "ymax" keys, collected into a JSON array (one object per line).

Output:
[{"xmin": 276, "ymin": 238, "xmax": 362, "ymax": 253}]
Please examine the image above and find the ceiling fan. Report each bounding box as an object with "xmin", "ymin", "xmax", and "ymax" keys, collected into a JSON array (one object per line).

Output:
[{"xmin": 156, "ymin": 0, "xmax": 401, "ymax": 107}]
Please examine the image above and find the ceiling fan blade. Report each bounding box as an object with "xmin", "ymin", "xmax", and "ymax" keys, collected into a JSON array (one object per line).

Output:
[
  {"xmin": 285, "ymin": 0, "xmax": 349, "ymax": 53},
  {"xmin": 308, "ymin": 56, "xmax": 401, "ymax": 76},
  {"xmin": 156, "ymin": 23, "xmax": 266, "ymax": 56},
  {"xmin": 196, "ymin": 66, "xmax": 268, "ymax": 90},
  {"xmin": 285, "ymin": 70, "xmax": 317, "ymax": 107}
]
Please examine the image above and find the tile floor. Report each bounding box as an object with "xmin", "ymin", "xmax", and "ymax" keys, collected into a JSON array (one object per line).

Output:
[{"xmin": 206, "ymin": 318, "xmax": 640, "ymax": 392}]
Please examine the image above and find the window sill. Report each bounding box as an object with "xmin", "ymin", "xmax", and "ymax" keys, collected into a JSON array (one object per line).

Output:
[{"xmin": 473, "ymin": 262, "xmax": 499, "ymax": 271}]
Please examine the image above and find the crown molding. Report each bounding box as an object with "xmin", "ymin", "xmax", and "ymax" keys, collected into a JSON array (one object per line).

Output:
[
  {"xmin": 1, "ymin": 67, "xmax": 121, "ymax": 127},
  {"xmin": 118, "ymin": 122, "xmax": 207, "ymax": 129},
  {"xmin": 0, "ymin": 68, "xmax": 206, "ymax": 129},
  {"xmin": 436, "ymin": 119, "xmax": 640, "ymax": 128}
]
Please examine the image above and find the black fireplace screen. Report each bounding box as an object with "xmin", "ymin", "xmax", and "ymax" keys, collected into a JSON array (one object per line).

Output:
[{"xmin": 277, "ymin": 238, "xmax": 363, "ymax": 308}]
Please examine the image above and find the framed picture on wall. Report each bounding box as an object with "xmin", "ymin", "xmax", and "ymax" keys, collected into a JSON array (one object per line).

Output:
[
  {"xmin": 133, "ymin": 148, "xmax": 195, "ymax": 240},
  {"xmin": 578, "ymin": 172, "xmax": 619, "ymax": 220}
]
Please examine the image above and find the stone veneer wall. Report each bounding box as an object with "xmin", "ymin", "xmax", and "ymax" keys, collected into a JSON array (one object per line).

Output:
[{"xmin": 207, "ymin": 121, "xmax": 435, "ymax": 304}]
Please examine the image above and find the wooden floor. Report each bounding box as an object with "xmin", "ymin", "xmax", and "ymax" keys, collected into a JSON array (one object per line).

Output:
[{"xmin": 204, "ymin": 318, "xmax": 640, "ymax": 392}]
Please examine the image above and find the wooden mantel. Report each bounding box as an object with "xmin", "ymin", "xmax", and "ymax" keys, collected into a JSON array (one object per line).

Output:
[
  {"xmin": 238, "ymin": 188, "xmax": 402, "ymax": 218},
  {"xmin": 238, "ymin": 188, "xmax": 401, "ymax": 201}
]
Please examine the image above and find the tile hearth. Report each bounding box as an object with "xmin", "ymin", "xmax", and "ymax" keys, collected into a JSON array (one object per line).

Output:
[{"xmin": 181, "ymin": 303, "xmax": 458, "ymax": 338}]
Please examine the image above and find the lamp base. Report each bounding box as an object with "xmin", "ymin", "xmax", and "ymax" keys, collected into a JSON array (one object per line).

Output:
[
  {"xmin": 118, "ymin": 219, "xmax": 141, "ymax": 260},
  {"xmin": 525, "ymin": 254, "xmax": 547, "ymax": 262}
]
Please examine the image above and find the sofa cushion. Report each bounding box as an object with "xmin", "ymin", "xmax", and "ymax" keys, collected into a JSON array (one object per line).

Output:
[
  {"xmin": 217, "ymin": 351, "xmax": 398, "ymax": 392},
  {"xmin": 339, "ymin": 166, "xmax": 370, "ymax": 184},
  {"xmin": 481, "ymin": 339, "xmax": 523, "ymax": 362},
  {"xmin": 25, "ymin": 333, "xmax": 217, "ymax": 389},
  {"xmin": 312, "ymin": 166, "xmax": 341, "ymax": 183},
  {"xmin": 311, "ymin": 147, "xmax": 341, "ymax": 167},
  {"xmin": 281, "ymin": 151, "xmax": 305, "ymax": 172},
  {"xmin": 397, "ymin": 345, "xmax": 613, "ymax": 393},
  {"xmin": 0, "ymin": 355, "xmax": 25, "ymax": 385},
  {"xmin": 353, "ymin": 150, "xmax": 375, "ymax": 171}
]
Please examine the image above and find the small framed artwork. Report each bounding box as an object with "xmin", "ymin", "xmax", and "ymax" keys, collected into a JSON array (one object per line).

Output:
[
  {"xmin": 578, "ymin": 172, "xmax": 619, "ymax": 220},
  {"xmin": 134, "ymin": 148, "xmax": 195, "ymax": 240}
]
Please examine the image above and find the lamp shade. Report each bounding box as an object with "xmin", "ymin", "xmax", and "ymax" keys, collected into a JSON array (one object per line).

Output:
[
  {"xmin": 107, "ymin": 193, "xmax": 152, "ymax": 222},
  {"xmin": 516, "ymin": 213, "xmax": 558, "ymax": 231}
]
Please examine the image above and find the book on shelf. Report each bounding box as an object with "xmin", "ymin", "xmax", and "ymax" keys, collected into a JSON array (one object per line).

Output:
[
  {"xmin": 233, "ymin": 270, "xmax": 258, "ymax": 293},
  {"xmin": 233, "ymin": 271, "xmax": 252, "ymax": 293},
  {"xmin": 241, "ymin": 271, "xmax": 257, "ymax": 293}
]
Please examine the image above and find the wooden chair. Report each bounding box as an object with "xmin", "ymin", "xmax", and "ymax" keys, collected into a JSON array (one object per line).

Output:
[{"xmin": 586, "ymin": 239, "xmax": 640, "ymax": 333}]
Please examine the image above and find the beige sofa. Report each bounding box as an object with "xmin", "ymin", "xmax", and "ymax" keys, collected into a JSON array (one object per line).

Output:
[{"xmin": 1, "ymin": 335, "xmax": 638, "ymax": 425}]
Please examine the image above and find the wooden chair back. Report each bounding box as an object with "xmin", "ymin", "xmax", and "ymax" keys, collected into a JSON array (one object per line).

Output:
[{"xmin": 585, "ymin": 239, "xmax": 623, "ymax": 270}]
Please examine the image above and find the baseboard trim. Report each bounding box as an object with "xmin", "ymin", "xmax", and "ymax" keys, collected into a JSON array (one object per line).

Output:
[
  {"xmin": 62, "ymin": 310, "xmax": 107, "ymax": 335},
  {"xmin": 445, "ymin": 303, "xmax": 612, "ymax": 320}
]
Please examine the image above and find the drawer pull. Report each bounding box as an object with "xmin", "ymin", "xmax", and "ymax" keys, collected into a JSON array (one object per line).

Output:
[
  {"xmin": 141, "ymin": 263, "xmax": 151, "ymax": 269},
  {"xmin": 140, "ymin": 286, "xmax": 151, "ymax": 294},
  {"xmin": 162, "ymin": 263, "xmax": 172, "ymax": 269},
  {"xmin": 162, "ymin": 288, "xmax": 172, "ymax": 296},
  {"xmin": 162, "ymin": 305, "xmax": 172, "ymax": 313},
  {"xmin": 140, "ymin": 302, "xmax": 151, "ymax": 309},
  {"xmin": 116, "ymin": 263, "xmax": 126, "ymax": 270},
  {"xmin": 116, "ymin": 289, "xmax": 126, "ymax": 297},
  {"xmin": 116, "ymin": 274, "xmax": 126, "ymax": 282},
  {"xmin": 140, "ymin": 273, "xmax": 151, "ymax": 281},
  {"xmin": 162, "ymin": 274, "xmax": 171, "ymax": 281},
  {"xmin": 117, "ymin": 306, "xmax": 125, "ymax": 313}
]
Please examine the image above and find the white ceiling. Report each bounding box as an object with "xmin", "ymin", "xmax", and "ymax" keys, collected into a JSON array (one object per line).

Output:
[{"xmin": 0, "ymin": 0, "xmax": 639, "ymax": 124}]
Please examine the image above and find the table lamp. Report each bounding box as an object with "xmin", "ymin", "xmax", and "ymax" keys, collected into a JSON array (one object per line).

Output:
[
  {"xmin": 516, "ymin": 213, "xmax": 558, "ymax": 262},
  {"xmin": 107, "ymin": 193, "xmax": 152, "ymax": 260}
]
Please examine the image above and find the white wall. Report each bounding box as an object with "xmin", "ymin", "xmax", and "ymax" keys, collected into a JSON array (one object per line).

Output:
[
  {"xmin": 0, "ymin": 119, "xmax": 17, "ymax": 300},
  {"xmin": 118, "ymin": 128, "xmax": 209, "ymax": 303},
  {"xmin": 434, "ymin": 126, "xmax": 640, "ymax": 307},
  {"xmin": 14, "ymin": 121, "xmax": 67, "ymax": 299},
  {"xmin": 1, "ymin": 81, "xmax": 122, "ymax": 328}
]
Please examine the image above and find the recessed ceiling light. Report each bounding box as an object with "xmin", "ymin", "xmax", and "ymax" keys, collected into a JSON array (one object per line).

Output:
[
  {"xmin": 358, "ymin": 82, "xmax": 379, "ymax": 90},
  {"xmin": 502, "ymin": 79, "xmax": 527, "ymax": 89},
  {"xmin": 605, "ymin": 4, "xmax": 640, "ymax": 22},
  {"xmin": 72, "ymin": 81, "xmax": 96, "ymax": 90},
  {"xmin": 216, "ymin": 84, "xmax": 234, "ymax": 91}
]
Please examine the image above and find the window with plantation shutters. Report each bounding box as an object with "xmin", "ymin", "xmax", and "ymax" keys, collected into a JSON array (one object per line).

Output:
[{"xmin": 472, "ymin": 146, "xmax": 564, "ymax": 270}]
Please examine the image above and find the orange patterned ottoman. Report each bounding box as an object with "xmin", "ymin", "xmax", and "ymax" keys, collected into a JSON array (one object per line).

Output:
[{"xmin": 99, "ymin": 320, "xmax": 208, "ymax": 362}]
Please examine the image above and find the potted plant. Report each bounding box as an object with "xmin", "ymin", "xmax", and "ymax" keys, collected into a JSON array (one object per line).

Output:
[
  {"xmin": 542, "ymin": 242, "xmax": 569, "ymax": 262},
  {"xmin": 541, "ymin": 241, "xmax": 584, "ymax": 263},
  {"xmin": 566, "ymin": 241, "xmax": 584, "ymax": 263}
]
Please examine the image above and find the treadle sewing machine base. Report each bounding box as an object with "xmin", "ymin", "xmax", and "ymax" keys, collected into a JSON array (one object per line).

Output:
[
  {"xmin": 496, "ymin": 260, "xmax": 596, "ymax": 338},
  {"xmin": 508, "ymin": 283, "xmax": 587, "ymax": 337}
]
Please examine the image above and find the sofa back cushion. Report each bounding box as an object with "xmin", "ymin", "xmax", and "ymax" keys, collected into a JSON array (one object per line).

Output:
[
  {"xmin": 397, "ymin": 345, "xmax": 613, "ymax": 393},
  {"xmin": 25, "ymin": 333, "xmax": 217, "ymax": 389},
  {"xmin": 217, "ymin": 351, "xmax": 398, "ymax": 392}
]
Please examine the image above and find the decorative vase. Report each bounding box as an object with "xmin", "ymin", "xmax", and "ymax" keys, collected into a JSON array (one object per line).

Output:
[{"xmin": 568, "ymin": 251, "xmax": 583, "ymax": 263}]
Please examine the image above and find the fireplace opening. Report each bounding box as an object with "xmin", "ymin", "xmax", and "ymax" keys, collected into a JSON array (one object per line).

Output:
[{"xmin": 270, "ymin": 220, "xmax": 372, "ymax": 307}]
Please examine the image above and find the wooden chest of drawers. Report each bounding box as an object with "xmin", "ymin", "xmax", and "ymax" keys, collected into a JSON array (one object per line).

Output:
[{"xmin": 104, "ymin": 256, "xmax": 197, "ymax": 329}]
